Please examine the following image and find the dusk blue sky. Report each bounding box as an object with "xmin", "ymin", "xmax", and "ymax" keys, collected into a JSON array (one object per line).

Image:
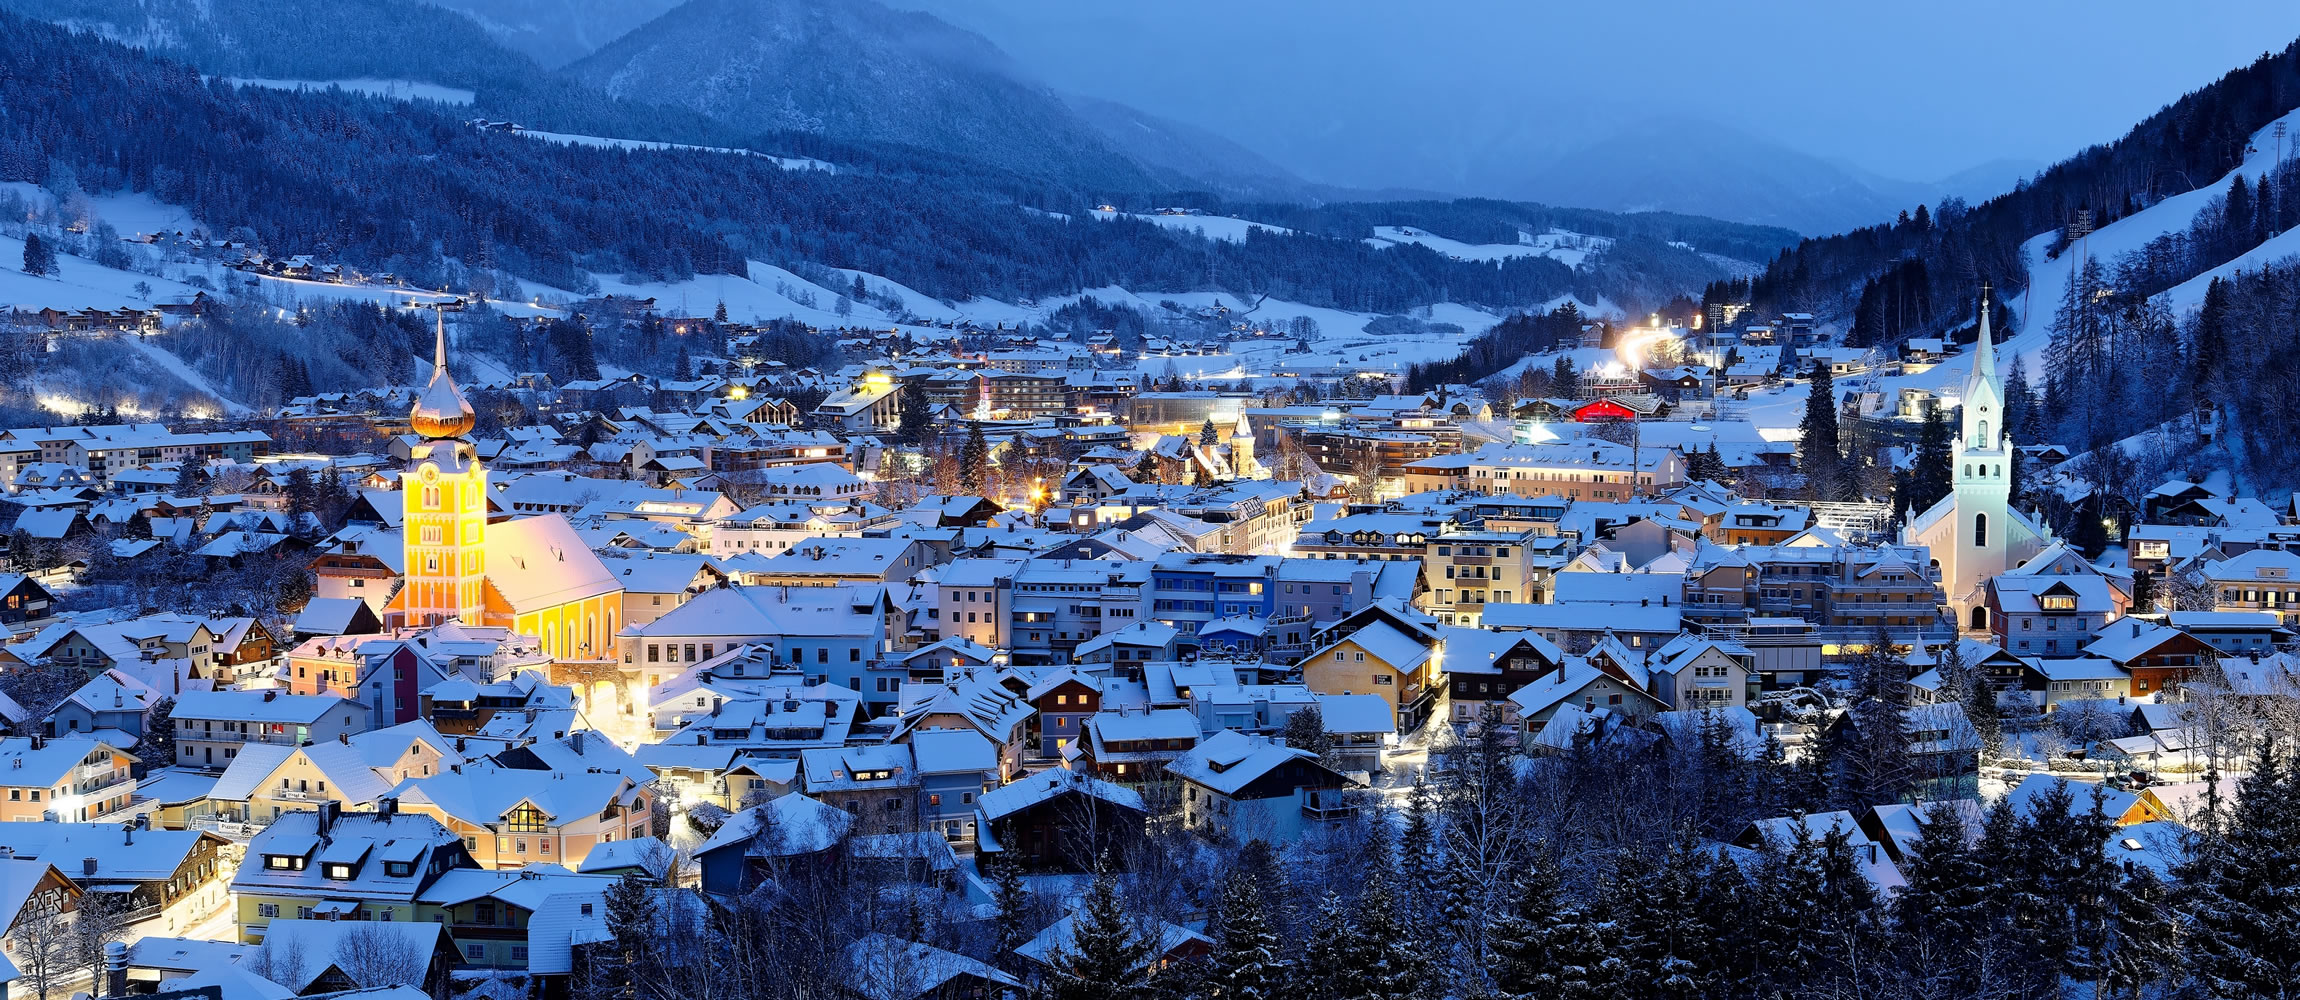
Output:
[{"xmin": 899, "ymin": 0, "xmax": 2300, "ymax": 191}]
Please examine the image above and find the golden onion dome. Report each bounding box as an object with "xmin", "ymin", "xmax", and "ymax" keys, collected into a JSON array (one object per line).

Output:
[{"xmin": 410, "ymin": 311, "xmax": 476, "ymax": 440}]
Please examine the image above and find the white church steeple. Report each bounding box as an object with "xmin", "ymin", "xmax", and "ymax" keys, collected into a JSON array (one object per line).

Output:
[{"xmin": 1948, "ymin": 284, "xmax": 2011, "ymax": 622}]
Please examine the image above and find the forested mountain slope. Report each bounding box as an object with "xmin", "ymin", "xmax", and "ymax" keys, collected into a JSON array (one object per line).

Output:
[
  {"xmin": 0, "ymin": 13, "xmax": 1775, "ymax": 315},
  {"xmin": 1746, "ymin": 38, "xmax": 2300, "ymax": 344},
  {"xmin": 0, "ymin": 0, "xmax": 738, "ymax": 145}
]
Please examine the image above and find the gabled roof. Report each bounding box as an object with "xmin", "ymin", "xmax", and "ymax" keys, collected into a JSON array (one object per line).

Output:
[
  {"xmin": 1309, "ymin": 621, "xmax": 1433, "ymax": 673},
  {"xmin": 976, "ymin": 769, "xmax": 1144, "ymax": 823},
  {"xmin": 694, "ymin": 794, "xmax": 853, "ymax": 858},
  {"xmin": 1165, "ymin": 730, "xmax": 1331, "ymax": 795},
  {"xmin": 482, "ymin": 515, "xmax": 621, "ymax": 612},
  {"xmin": 847, "ymin": 934, "xmax": 1022, "ymax": 1000}
]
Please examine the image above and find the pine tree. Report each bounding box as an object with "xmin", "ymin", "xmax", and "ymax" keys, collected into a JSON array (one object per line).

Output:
[
  {"xmin": 713, "ymin": 300, "xmax": 729, "ymax": 324},
  {"xmin": 1793, "ymin": 720, "xmax": 1837, "ymax": 812},
  {"xmin": 317, "ymin": 467, "xmax": 352, "ymax": 532},
  {"xmin": 2175, "ymin": 742, "xmax": 2300, "ymax": 997},
  {"xmin": 1613, "ymin": 837, "xmax": 1713, "ymax": 1000},
  {"xmin": 1206, "ymin": 868, "xmax": 1281, "ymax": 1000},
  {"xmin": 960, "ymin": 423, "xmax": 990, "ymax": 496},
  {"xmin": 1397, "ymin": 780, "xmax": 1438, "ymax": 921},
  {"xmin": 2102, "ymin": 866, "xmax": 2177, "ymax": 999},
  {"xmin": 173, "ymin": 459, "xmax": 207, "ymax": 498},
  {"xmin": 988, "ymin": 856, "xmax": 1033, "ymax": 954},
  {"xmin": 2131, "ymin": 569, "xmax": 2157, "ymax": 614},
  {"xmin": 1891, "ymin": 801, "xmax": 1989, "ymax": 980},
  {"xmin": 1696, "ymin": 850, "xmax": 1766, "ymax": 995},
  {"xmin": 1133, "ymin": 449, "xmax": 1158, "ymax": 485},
  {"xmin": 2191, "ymin": 276, "xmax": 2232, "ymax": 394},
  {"xmin": 1052, "ymin": 864, "xmax": 1152, "ymax": 1000},
  {"xmin": 137, "ymin": 697, "xmax": 177, "ymax": 770},
  {"xmin": 21, "ymin": 233, "xmax": 54, "ymax": 276},
  {"xmin": 1811, "ymin": 827, "xmax": 1884, "ymax": 987},
  {"xmin": 1799, "ymin": 362, "xmax": 1841, "ymax": 501},
  {"xmin": 1200, "ymin": 417, "xmax": 1220, "ymax": 447},
  {"xmin": 1488, "ymin": 848, "xmax": 1560, "ymax": 993},
  {"xmin": 284, "ymin": 467, "xmax": 319, "ymax": 526},
  {"xmin": 1551, "ymin": 355, "xmax": 1576, "ymax": 391},
  {"xmin": 601, "ymin": 871, "xmax": 655, "ymax": 1000},
  {"xmin": 1907, "ymin": 403, "xmax": 1953, "ymax": 513},
  {"xmin": 1300, "ymin": 892, "xmax": 1356, "ymax": 1000},
  {"xmin": 895, "ymin": 380, "xmax": 930, "ymax": 444}
]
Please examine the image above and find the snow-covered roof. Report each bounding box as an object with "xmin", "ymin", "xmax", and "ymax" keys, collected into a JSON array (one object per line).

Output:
[
  {"xmin": 695, "ymin": 794, "xmax": 854, "ymax": 858},
  {"xmin": 1313, "ymin": 692, "xmax": 1396, "ymax": 736},
  {"xmin": 976, "ymin": 769, "xmax": 1145, "ymax": 823},
  {"xmin": 482, "ymin": 514, "xmax": 622, "ymax": 612},
  {"xmin": 1164, "ymin": 730, "xmax": 1325, "ymax": 795}
]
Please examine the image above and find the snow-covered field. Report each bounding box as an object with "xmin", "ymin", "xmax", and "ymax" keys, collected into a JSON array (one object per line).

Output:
[
  {"xmin": 228, "ymin": 77, "xmax": 477, "ymax": 105},
  {"xmin": 0, "ymin": 234, "xmax": 202, "ymax": 310},
  {"xmin": 1089, "ymin": 209, "xmax": 1291, "ymax": 243},
  {"xmin": 1, "ymin": 181, "xmax": 199, "ymax": 238},
  {"xmin": 511, "ymin": 130, "xmax": 834, "ymax": 172},
  {"xmin": 1366, "ymin": 225, "xmax": 1611, "ymax": 268}
]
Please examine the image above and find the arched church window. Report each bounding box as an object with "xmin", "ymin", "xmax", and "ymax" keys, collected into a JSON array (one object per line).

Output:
[
  {"xmin": 1974, "ymin": 512, "xmax": 1988, "ymax": 547},
  {"xmin": 1970, "ymin": 606, "xmax": 1988, "ymax": 630}
]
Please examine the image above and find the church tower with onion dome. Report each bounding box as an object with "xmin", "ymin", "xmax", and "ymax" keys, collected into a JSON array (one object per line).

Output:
[{"xmin": 401, "ymin": 312, "xmax": 487, "ymax": 626}]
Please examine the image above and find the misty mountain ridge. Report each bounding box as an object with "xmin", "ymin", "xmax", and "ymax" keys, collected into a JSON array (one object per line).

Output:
[
  {"xmin": 428, "ymin": 0, "xmax": 681, "ymax": 68},
  {"xmin": 1514, "ymin": 117, "xmax": 2042, "ymax": 236}
]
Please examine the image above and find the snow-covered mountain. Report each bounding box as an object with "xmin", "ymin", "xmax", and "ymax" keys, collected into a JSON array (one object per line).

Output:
[
  {"xmin": 1062, "ymin": 95, "xmax": 1317, "ymax": 202},
  {"xmin": 428, "ymin": 0, "xmax": 681, "ymax": 68},
  {"xmin": 1520, "ymin": 118, "xmax": 1939, "ymax": 236},
  {"xmin": 562, "ymin": 0, "xmax": 1160, "ymax": 189}
]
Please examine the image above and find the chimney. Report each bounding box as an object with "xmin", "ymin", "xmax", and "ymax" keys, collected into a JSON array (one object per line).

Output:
[
  {"xmin": 122, "ymin": 823, "xmax": 132, "ymax": 846},
  {"xmin": 339, "ymin": 732, "xmax": 350, "ymax": 744},
  {"xmin": 316, "ymin": 800, "xmax": 340, "ymax": 836},
  {"xmin": 262, "ymin": 690, "xmax": 277, "ymax": 702},
  {"xmin": 104, "ymin": 941, "xmax": 128, "ymax": 999},
  {"xmin": 377, "ymin": 796, "xmax": 398, "ymax": 821},
  {"xmin": 82, "ymin": 857, "xmax": 98, "ymax": 877}
]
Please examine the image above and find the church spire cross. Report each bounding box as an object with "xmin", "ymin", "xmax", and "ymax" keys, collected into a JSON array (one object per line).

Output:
[{"xmin": 1973, "ymin": 282, "xmax": 1997, "ymax": 381}]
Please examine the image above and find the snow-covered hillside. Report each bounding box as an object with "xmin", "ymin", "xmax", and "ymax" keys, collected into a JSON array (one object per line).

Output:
[
  {"xmin": 228, "ymin": 77, "xmax": 477, "ymax": 105},
  {"xmin": 1732, "ymin": 108, "xmax": 2300, "ymax": 438},
  {"xmin": 1089, "ymin": 209, "xmax": 1291, "ymax": 243},
  {"xmin": 511, "ymin": 130, "xmax": 835, "ymax": 172},
  {"xmin": 1365, "ymin": 226, "xmax": 1611, "ymax": 268}
]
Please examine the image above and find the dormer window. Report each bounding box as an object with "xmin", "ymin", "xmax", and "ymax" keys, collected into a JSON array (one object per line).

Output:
[
  {"xmin": 384, "ymin": 861, "xmax": 415, "ymax": 878},
  {"xmin": 323, "ymin": 863, "xmax": 356, "ymax": 880},
  {"xmin": 264, "ymin": 854, "xmax": 306, "ymax": 871}
]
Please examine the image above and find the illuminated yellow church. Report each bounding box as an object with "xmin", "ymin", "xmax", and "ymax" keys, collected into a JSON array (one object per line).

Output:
[{"xmin": 388, "ymin": 319, "xmax": 623, "ymax": 668}]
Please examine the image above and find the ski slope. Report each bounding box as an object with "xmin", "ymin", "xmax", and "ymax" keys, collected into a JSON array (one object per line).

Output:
[
  {"xmin": 2157, "ymin": 224, "xmax": 2300, "ymax": 315},
  {"xmin": 1733, "ymin": 108, "xmax": 2300, "ymax": 435}
]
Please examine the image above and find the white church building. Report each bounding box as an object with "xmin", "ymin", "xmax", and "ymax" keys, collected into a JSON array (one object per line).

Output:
[{"xmin": 1903, "ymin": 291, "xmax": 2051, "ymax": 630}]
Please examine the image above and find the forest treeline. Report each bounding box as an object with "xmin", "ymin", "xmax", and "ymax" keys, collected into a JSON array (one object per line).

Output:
[
  {"xmin": 1749, "ymin": 38, "xmax": 2300, "ymax": 337},
  {"xmin": 0, "ymin": 14, "xmax": 1760, "ymax": 317}
]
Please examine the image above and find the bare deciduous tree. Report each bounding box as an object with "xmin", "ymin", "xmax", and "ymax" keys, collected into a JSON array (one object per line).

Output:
[
  {"xmin": 6, "ymin": 905, "xmax": 74, "ymax": 1000},
  {"xmin": 333, "ymin": 923, "xmax": 426, "ymax": 990}
]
